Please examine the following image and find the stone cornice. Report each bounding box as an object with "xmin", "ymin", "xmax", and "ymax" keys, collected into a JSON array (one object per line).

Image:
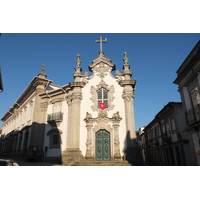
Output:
[
  {"xmin": 116, "ymin": 70, "xmax": 132, "ymax": 77},
  {"xmin": 40, "ymin": 84, "xmax": 71, "ymax": 99},
  {"xmin": 40, "ymin": 82, "xmax": 86, "ymax": 101},
  {"xmin": 155, "ymin": 102, "xmax": 181, "ymax": 119},
  {"xmin": 32, "ymin": 77, "xmax": 47, "ymax": 88},
  {"xmin": 39, "ymin": 88, "xmax": 65, "ymax": 99},
  {"xmin": 17, "ymin": 76, "xmax": 50, "ymax": 104},
  {"xmin": 1, "ymin": 76, "xmax": 51, "ymax": 122},
  {"xmin": 118, "ymin": 79, "xmax": 136, "ymax": 87},
  {"xmin": 174, "ymin": 63, "xmax": 200, "ymax": 86},
  {"xmin": 69, "ymin": 82, "xmax": 86, "ymax": 88},
  {"xmin": 174, "ymin": 40, "xmax": 200, "ymax": 85}
]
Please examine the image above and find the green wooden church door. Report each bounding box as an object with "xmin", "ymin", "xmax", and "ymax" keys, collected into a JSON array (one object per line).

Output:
[{"xmin": 96, "ymin": 129, "xmax": 110, "ymax": 161}]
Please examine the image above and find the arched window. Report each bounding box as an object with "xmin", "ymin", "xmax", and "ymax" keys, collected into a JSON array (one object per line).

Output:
[
  {"xmin": 97, "ymin": 88, "xmax": 108, "ymax": 108},
  {"xmin": 47, "ymin": 129, "xmax": 62, "ymax": 149}
]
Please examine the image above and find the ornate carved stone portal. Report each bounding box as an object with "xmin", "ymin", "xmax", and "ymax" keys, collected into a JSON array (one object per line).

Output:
[{"xmin": 84, "ymin": 110, "xmax": 122, "ymax": 160}]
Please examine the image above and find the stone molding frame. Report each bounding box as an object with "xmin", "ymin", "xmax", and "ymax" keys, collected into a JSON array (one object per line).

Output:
[
  {"xmin": 90, "ymin": 80, "xmax": 115, "ymax": 112},
  {"xmin": 84, "ymin": 111, "xmax": 122, "ymax": 159}
]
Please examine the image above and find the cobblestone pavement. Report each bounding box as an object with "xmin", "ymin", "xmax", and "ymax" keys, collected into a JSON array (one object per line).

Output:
[
  {"xmin": 1, "ymin": 157, "xmax": 152, "ymax": 166},
  {"xmin": 0, "ymin": 158, "xmax": 62, "ymax": 166},
  {"xmin": 14, "ymin": 159, "xmax": 151, "ymax": 166},
  {"xmin": 14, "ymin": 160, "xmax": 61, "ymax": 166}
]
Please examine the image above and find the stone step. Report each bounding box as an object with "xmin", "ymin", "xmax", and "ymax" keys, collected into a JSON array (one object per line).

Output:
[{"xmin": 70, "ymin": 160, "xmax": 132, "ymax": 166}]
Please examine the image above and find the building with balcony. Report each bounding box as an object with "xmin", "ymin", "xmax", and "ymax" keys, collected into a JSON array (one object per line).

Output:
[
  {"xmin": 143, "ymin": 102, "xmax": 193, "ymax": 166},
  {"xmin": 174, "ymin": 40, "xmax": 200, "ymax": 165},
  {"xmin": 0, "ymin": 37, "xmax": 139, "ymax": 165}
]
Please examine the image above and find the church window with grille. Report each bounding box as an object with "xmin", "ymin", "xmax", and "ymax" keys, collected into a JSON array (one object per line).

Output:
[{"xmin": 97, "ymin": 88, "xmax": 108, "ymax": 108}]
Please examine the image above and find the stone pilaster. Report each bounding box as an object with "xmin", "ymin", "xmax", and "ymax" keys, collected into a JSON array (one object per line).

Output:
[
  {"xmin": 117, "ymin": 52, "xmax": 142, "ymax": 165},
  {"xmin": 85, "ymin": 122, "xmax": 93, "ymax": 159},
  {"xmin": 62, "ymin": 56, "xmax": 86, "ymax": 165},
  {"xmin": 112, "ymin": 122, "xmax": 121, "ymax": 159},
  {"xmin": 116, "ymin": 52, "xmax": 136, "ymax": 148},
  {"xmin": 25, "ymin": 66, "xmax": 50, "ymax": 161},
  {"xmin": 122, "ymin": 87, "xmax": 136, "ymax": 147},
  {"xmin": 29, "ymin": 90, "xmax": 49, "ymax": 161},
  {"xmin": 70, "ymin": 93, "xmax": 82, "ymax": 148},
  {"xmin": 66, "ymin": 95, "xmax": 73, "ymax": 148},
  {"xmin": 122, "ymin": 90, "xmax": 143, "ymax": 165},
  {"xmin": 62, "ymin": 86, "xmax": 84, "ymax": 165}
]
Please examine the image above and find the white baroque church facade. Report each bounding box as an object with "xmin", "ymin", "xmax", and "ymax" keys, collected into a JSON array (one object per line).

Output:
[{"xmin": 0, "ymin": 37, "xmax": 140, "ymax": 165}]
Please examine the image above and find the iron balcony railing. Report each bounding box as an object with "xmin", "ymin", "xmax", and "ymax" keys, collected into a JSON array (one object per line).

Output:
[
  {"xmin": 185, "ymin": 104, "xmax": 200, "ymax": 125},
  {"xmin": 47, "ymin": 112, "xmax": 63, "ymax": 122}
]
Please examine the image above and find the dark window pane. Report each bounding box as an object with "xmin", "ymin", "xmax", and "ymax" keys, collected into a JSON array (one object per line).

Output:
[
  {"xmin": 103, "ymin": 89, "xmax": 108, "ymax": 99},
  {"xmin": 103, "ymin": 100, "xmax": 108, "ymax": 108},
  {"xmin": 52, "ymin": 135, "xmax": 59, "ymax": 145},
  {"xmin": 97, "ymin": 89, "xmax": 102, "ymax": 99},
  {"xmin": 98, "ymin": 100, "xmax": 101, "ymax": 108}
]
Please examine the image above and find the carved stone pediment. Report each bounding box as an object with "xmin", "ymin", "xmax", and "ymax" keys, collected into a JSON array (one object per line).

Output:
[
  {"xmin": 84, "ymin": 111, "xmax": 122, "ymax": 126},
  {"xmin": 88, "ymin": 55, "xmax": 116, "ymax": 72},
  {"xmin": 95, "ymin": 80, "xmax": 109, "ymax": 90},
  {"xmin": 93, "ymin": 123, "xmax": 112, "ymax": 133},
  {"xmin": 98, "ymin": 109, "xmax": 108, "ymax": 118},
  {"xmin": 95, "ymin": 64, "xmax": 110, "ymax": 78}
]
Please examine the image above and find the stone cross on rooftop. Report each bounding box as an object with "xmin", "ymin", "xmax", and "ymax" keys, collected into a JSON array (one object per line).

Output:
[{"xmin": 95, "ymin": 36, "xmax": 107, "ymax": 53}]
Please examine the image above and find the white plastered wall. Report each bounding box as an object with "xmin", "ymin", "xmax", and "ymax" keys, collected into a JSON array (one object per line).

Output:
[{"xmin": 80, "ymin": 69, "xmax": 127, "ymax": 157}]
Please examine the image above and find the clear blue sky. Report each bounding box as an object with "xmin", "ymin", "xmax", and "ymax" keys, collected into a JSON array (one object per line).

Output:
[{"xmin": 0, "ymin": 33, "xmax": 200, "ymax": 130}]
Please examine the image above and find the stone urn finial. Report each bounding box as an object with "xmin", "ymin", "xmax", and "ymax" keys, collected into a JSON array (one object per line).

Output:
[{"xmin": 123, "ymin": 52, "xmax": 128, "ymax": 64}]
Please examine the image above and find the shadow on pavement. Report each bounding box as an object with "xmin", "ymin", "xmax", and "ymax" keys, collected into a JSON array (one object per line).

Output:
[{"xmin": 11, "ymin": 159, "xmax": 62, "ymax": 166}]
